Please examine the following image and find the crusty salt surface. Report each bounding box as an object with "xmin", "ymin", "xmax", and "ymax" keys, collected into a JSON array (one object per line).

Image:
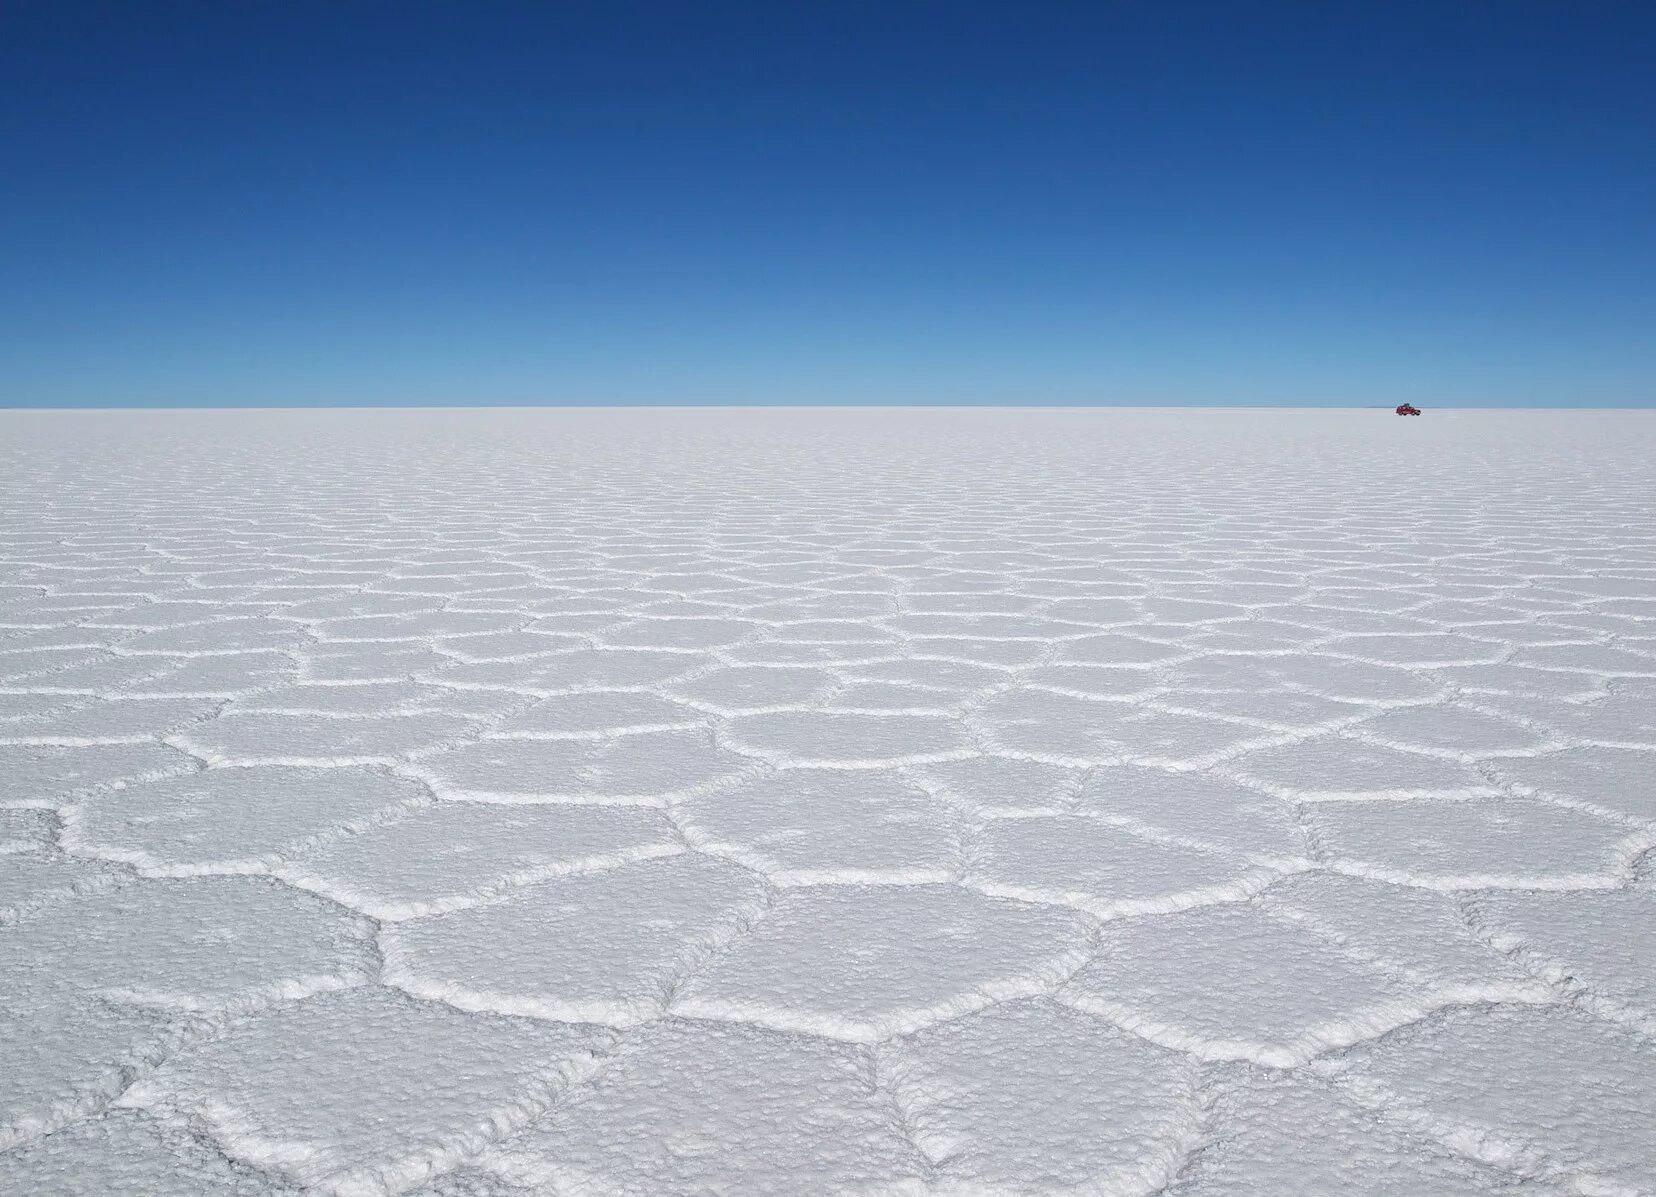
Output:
[{"xmin": 2, "ymin": 406, "xmax": 1652, "ymax": 1195}]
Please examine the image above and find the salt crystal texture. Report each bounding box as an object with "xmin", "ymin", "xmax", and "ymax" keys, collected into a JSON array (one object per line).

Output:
[{"xmin": 2, "ymin": 406, "xmax": 1655, "ymax": 1194}]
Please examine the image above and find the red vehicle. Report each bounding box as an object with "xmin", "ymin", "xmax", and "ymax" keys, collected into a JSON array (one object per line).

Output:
[{"xmin": 1395, "ymin": 403, "xmax": 1422, "ymax": 415}]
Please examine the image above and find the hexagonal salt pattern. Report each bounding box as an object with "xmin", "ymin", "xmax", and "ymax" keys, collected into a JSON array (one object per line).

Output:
[
  {"xmin": 1168, "ymin": 1067, "xmax": 1570, "ymax": 1196},
  {"xmin": 3, "ymin": 406, "xmax": 1656, "ymax": 1193},
  {"xmin": 115, "ymin": 988, "xmax": 611, "ymax": 1195},
  {"xmin": 483, "ymin": 1019, "xmax": 921, "ymax": 1195},
  {"xmin": 0, "ymin": 1110, "xmax": 280, "ymax": 1195},
  {"xmin": 1330, "ymin": 1005, "xmax": 1656, "ymax": 1194},
  {"xmin": 890, "ymin": 998, "xmax": 1202, "ymax": 1192},
  {"xmin": 673, "ymin": 884, "xmax": 1091, "ymax": 1041},
  {"xmin": 381, "ymin": 853, "xmax": 769, "ymax": 1024}
]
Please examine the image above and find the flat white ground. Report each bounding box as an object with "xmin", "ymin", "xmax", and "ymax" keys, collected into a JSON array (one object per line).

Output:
[{"xmin": 2, "ymin": 407, "xmax": 1655, "ymax": 1196}]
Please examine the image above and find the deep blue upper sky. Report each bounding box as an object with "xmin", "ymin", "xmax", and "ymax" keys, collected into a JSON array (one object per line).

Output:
[{"xmin": 3, "ymin": 2, "xmax": 1652, "ymax": 407}]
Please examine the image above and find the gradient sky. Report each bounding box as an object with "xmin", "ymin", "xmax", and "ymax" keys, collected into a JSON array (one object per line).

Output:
[{"xmin": 3, "ymin": 2, "xmax": 1653, "ymax": 407}]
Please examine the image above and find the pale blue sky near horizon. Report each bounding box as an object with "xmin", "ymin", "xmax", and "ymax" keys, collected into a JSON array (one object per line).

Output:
[{"xmin": 3, "ymin": 2, "xmax": 1653, "ymax": 409}]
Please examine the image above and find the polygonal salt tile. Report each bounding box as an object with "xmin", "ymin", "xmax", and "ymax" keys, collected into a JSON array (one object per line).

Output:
[
  {"xmin": 0, "ymin": 592, "xmax": 126, "ymax": 619},
  {"xmin": 394, "ymin": 577, "xmax": 535, "ymax": 600},
  {"xmin": 1456, "ymin": 622, "xmax": 1589, "ymax": 647},
  {"xmin": 1502, "ymin": 589, "xmax": 1600, "ymax": 614},
  {"xmin": 1159, "ymin": 688, "xmax": 1370, "ymax": 732},
  {"xmin": 0, "ymin": 646, "xmax": 106, "ymax": 682},
  {"xmin": 0, "ymin": 696, "xmax": 220, "ymax": 743},
  {"xmin": 665, "ymin": 665, "xmax": 837, "ymax": 713},
  {"xmin": 1312, "ymin": 797, "xmax": 1642, "ymax": 889},
  {"xmin": 299, "ymin": 644, "xmax": 454, "ymax": 682},
  {"xmin": 1335, "ymin": 1005, "xmax": 1656, "ymax": 1193},
  {"xmin": 1137, "ymin": 595, "xmax": 1249, "ymax": 623},
  {"xmin": 1160, "ymin": 653, "xmax": 1288, "ymax": 692},
  {"xmin": 1063, "ymin": 904, "xmax": 1412, "ymax": 1066},
  {"xmin": 1433, "ymin": 662, "xmax": 1608, "ymax": 699},
  {"xmin": 917, "ymin": 755, "xmax": 1083, "ymax": 815},
  {"xmin": 127, "ymin": 650, "xmax": 299, "ymax": 696},
  {"xmin": 1057, "ymin": 634, "xmax": 1187, "ymax": 666},
  {"xmin": 1075, "ymin": 766, "xmax": 1306, "ymax": 859},
  {"xmin": 1489, "ymin": 747, "xmax": 1656, "ymax": 822},
  {"xmin": 523, "ymin": 610, "xmax": 629, "ymax": 636},
  {"xmin": 1228, "ymin": 736, "xmax": 1497, "ymax": 800},
  {"xmin": 600, "ymin": 618, "xmax": 758, "ymax": 650},
  {"xmin": 1255, "ymin": 654, "xmax": 1443, "ymax": 703},
  {"xmin": 1549, "ymin": 576, "xmax": 1655, "ymax": 600},
  {"xmin": 419, "ymin": 730, "xmax": 750, "ymax": 804},
  {"xmin": 0, "ymin": 692, "xmax": 93, "ymax": 722},
  {"xmin": 1477, "ymin": 888, "xmax": 1656, "ymax": 1027},
  {"xmin": 117, "ymin": 617, "xmax": 308, "ymax": 655},
  {"xmin": 4, "ymin": 876, "xmax": 373, "ymax": 1009},
  {"xmin": 225, "ymin": 680, "xmax": 449, "ymax": 716},
  {"xmin": 424, "ymin": 688, "xmax": 532, "ymax": 720},
  {"xmin": 733, "ymin": 562, "xmax": 875, "ymax": 586},
  {"xmin": 488, "ymin": 1018, "xmax": 918, "ymax": 1196},
  {"xmin": 717, "ymin": 640, "xmax": 886, "ymax": 667},
  {"xmin": 383, "ymin": 853, "xmax": 767, "ymax": 1024},
  {"xmin": 1185, "ymin": 578, "xmax": 1305, "ymax": 604},
  {"xmin": 1407, "ymin": 599, "xmax": 1536, "ymax": 627},
  {"xmin": 1325, "ymin": 633, "xmax": 1505, "ymax": 666},
  {"xmin": 1267, "ymin": 605, "xmax": 1419, "ymax": 635},
  {"xmin": 886, "ymin": 614, "xmax": 1087, "ymax": 643},
  {"xmin": 1185, "ymin": 622, "xmax": 1329, "ymax": 653},
  {"xmin": 680, "ymin": 769, "xmax": 958, "ymax": 884},
  {"xmin": 1480, "ymin": 687, "xmax": 1656, "ymax": 748},
  {"xmin": 0, "ymin": 1108, "xmax": 278, "ymax": 1195},
  {"xmin": 116, "ymin": 988, "xmax": 611, "ymax": 1196},
  {"xmin": 0, "ymin": 995, "xmax": 185, "ymax": 1152},
  {"xmin": 749, "ymin": 592, "xmax": 900, "ymax": 619},
  {"xmin": 675, "ymin": 884, "xmax": 1089, "ymax": 1041},
  {"xmin": 1352, "ymin": 704, "xmax": 1554, "ymax": 758},
  {"xmin": 488, "ymin": 691, "xmax": 704, "ymax": 739},
  {"xmin": 1173, "ymin": 1068, "xmax": 1560, "ymax": 1196},
  {"xmin": 0, "ymin": 743, "xmax": 196, "ymax": 807},
  {"xmin": 768, "ymin": 619, "xmax": 903, "ymax": 646},
  {"xmin": 1133, "ymin": 620, "xmax": 1219, "ymax": 644},
  {"xmin": 1104, "ymin": 709, "xmax": 1267, "ymax": 767},
  {"xmin": 283, "ymin": 802, "xmax": 680, "ymax": 920},
  {"xmin": 1262, "ymin": 873, "xmax": 1540, "ymax": 996},
  {"xmin": 0, "ymin": 854, "xmax": 123, "ymax": 924},
  {"xmin": 892, "ymin": 998, "xmax": 1198, "ymax": 1192},
  {"xmin": 844, "ymin": 657, "xmax": 1006, "ymax": 692},
  {"xmin": 907, "ymin": 637, "xmax": 1047, "ymax": 666},
  {"xmin": 197, "ymin": 708, "xmax": 474, "ymax": 764},
  {"xmin": 434, "ymin": 630, "xmax": 585, "ymax": 661},
  {"xmin": 1040, "ymin": 596, "xmax": 1144, "ymax": 623},
  {"xmin": 431, "ymin": 648, "xmax": 708, "ymax": 691},
  {"xmin": 1021, "ymin": 664, "xmax": 1162, "ymax": 700},
  {"xmin": 63, "ymin": 764, "xmax": 426, "ymax": 876},
  {"xmin": 720, "ymin": 710, "xmax": 970, "ymax": 768},
  {"xmin": 971, "ymin": 815, "xmax": 1274, "ymax": 918},
  {"xmin": 973, "ymin": 688, "xmax": 1127, "ymax": 762},
  {"xmin": 284, "ymin": 593, "xmax": 441, "ymax": 620},
  {"xmin": 824, "ymin": 681, "xmax": 962, "ymax": 713},
  {"xmin": 90, "ymin": 599, "xmax": 273, "ymax": 628},
  {"xmin": 315, "ymin": 611, "xmax": 521, "ymax": 641},
  {"xmin": 1513, "ymin": 643, "xmax": 1656, "ymax": 675}
]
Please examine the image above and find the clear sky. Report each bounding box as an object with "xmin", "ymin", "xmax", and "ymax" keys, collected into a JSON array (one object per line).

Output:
[{"xmin": 3, "ymin": 2, "xmax": 1652, "ymax": 408}]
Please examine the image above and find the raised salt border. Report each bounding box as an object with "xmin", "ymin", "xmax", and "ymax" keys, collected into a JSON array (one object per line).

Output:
[{"xmin": 2, "ymin": 406, "xmax": 1654, "ymax": 1195}]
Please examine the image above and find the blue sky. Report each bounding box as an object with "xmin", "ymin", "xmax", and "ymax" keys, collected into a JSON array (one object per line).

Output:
[{"xmin": 3, "ymin": 2, "xmax": 1652, "ymax": 407}]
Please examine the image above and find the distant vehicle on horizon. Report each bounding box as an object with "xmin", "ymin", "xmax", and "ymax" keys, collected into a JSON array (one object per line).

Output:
[{"xmin": 1395, "ymin": 403, "xmax": 1422, "ymax": 416}]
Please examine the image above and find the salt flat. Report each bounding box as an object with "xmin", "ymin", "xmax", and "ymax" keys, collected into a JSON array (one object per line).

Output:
[{"xmin": 2, "ymin": 406, "xmax": 1655, "ymax": 1195}]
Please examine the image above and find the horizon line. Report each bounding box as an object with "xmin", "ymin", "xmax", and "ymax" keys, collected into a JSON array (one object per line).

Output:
[{"xmin": 3, "ymin": 405, "xmax": 1656, "ymax": 413}]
